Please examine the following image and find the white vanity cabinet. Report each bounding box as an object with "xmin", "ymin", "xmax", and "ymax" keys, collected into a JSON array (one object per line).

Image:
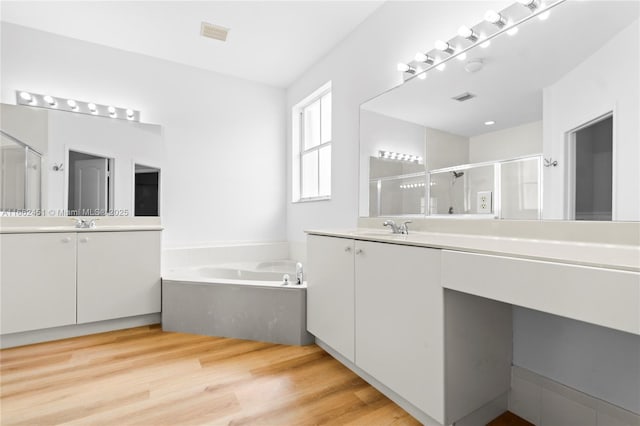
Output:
[
  {"xmin": 354, "ymin": 240, "xmax": 444, "ymax": 421},
  {"xmin": 0, "ymin": 233, "xmax": 77, "ymax": 334},
  {"xmin": 77, "ymin": 231, "xmax": 161, "ymax": 323},
  {"xmin": 306, "ymin": 235, "xmax": 355, "ymax": 361},
  {"xmin": 307, "ymin": 233, "xmax": 513, "ymax": 425}
]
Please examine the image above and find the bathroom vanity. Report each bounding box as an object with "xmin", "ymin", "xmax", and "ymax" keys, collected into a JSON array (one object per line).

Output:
[
  {"xmin": 305, "ymin": 222, "xmax": 640, "ymax": 426},
  {"xmin": 0, "ymin": 217, "xmax": 162, "ymax": 348}
]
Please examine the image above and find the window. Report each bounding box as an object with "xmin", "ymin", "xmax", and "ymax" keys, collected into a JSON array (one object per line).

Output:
[{"xmin": 292, "ymin": 82, "xmax": 331, "ymax": 202}]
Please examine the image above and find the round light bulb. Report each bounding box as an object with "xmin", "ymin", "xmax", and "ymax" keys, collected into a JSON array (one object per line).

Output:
[
  {"xmin": 397, "ymin": 63, "xmax": 409, "ymax": 72},
  {"xmin": 480, "ymin": 39, "xmax": 491, "ymax": 49},
  {"xmin": 457, "ymin": 52, "xmax": 468, "ymax": 61},
  {"xmin": 436, "ymin": 63, "xmax": 446, "ymax": 71},
  {"xmin": 108, "ymin": 106, "xmax": 116, "ymax": 114},
  {"xmin": 507, "ymin": 26, "xmax": 519, "ymax": 36},
  {"xmin": 19, "ymin": 91, "xmax": 32, "ymax": 101},
  {"xmin": 484, "ymin": 10, "xmax": 502, "ymax": 24},
  {"xmin": 67, "ymin": 99, "xmax": 78, "ymax": 109},
  {"xmin": 43, "ymin": 95, "xmax": 56, "ymax": 106},
  {"xmin": 126, "ymin": 109, "xmax": 134, "ymax": 118},
  {"xmin": 414, "ymin": 52, "xmax": 428, "ymax": 62},
  {"xmin": 435, "ymin": 40, "xmax": 450, "ymax": 51},
  {"xmin": 88, "ymin": 103, "xmax": 97, "ymax": 113},
  {"xmin": 458, "ymin": 26, "xmax": 473, "ymax": 39}
]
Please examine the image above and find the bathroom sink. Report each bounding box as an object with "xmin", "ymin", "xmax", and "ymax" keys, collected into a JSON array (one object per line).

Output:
[{"xmin": 353, "ymin": 230, "xmax": 405, "ymax": 238}]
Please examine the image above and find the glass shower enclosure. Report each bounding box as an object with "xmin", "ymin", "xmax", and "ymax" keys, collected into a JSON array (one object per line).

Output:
[{"xmin": 0, "ymin": 130, "xmax": 43, "ymax": 214}]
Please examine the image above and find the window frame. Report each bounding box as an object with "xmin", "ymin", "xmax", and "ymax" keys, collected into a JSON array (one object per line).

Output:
[{"xmin": 292, "ymin": 82, "xmax": 332, "ymax": 203}]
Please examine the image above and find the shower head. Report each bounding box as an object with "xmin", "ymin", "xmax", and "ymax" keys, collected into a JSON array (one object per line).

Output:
[{"xmin": 452, "ymin": 171, "xmax": 464, "ymax": 178}]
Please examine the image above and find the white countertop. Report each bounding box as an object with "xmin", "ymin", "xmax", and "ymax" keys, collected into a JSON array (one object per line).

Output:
[
  {"xmin": 306, "ymin": 228, "xmax": 640, "ymax": 272},
  {"xmin": 0, "ymin": 225, "xmax": 163, "ymax": 234}
]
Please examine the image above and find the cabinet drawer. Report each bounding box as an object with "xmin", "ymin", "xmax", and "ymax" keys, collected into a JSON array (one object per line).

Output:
[{"xmin": 442, "ymin": 250, "xmax": 640, "ymax": 335}]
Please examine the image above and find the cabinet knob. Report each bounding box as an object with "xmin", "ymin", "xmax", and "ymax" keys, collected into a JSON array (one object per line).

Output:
[
  {"xmin": 355, "ymin": 248, "xmax": 363, "ymax": 255},
  {"xmin": 345, "ymin": 246, "xmax": 352, "ymax": 252},
  {"xmin": 61, "ymin": 237, "xmax": 71, "ymax": 243},
  {"xmin": 79, "ymin": 237, "xmax": 89, "ymax": 243}
]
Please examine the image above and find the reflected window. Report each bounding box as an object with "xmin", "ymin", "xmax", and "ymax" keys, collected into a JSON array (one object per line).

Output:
[{"xmin": 292, "ymin": 81, "xmax": 332, "ymax": 202}]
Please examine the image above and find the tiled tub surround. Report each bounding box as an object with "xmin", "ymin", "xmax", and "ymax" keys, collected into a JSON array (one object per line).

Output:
[
  {"xmin": 162, "ymin": 243, "xmax": 314, "ymax": 346},
  {"xmin": 306, "ymin": 220, "xmax": 639, "ymax": 425}
]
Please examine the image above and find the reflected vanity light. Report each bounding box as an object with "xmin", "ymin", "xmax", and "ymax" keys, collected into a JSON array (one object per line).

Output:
[
  {"xmin": 436, "ymin": 63, "xmax": 446, "ymax": 71},
  {"xmin": 485, "ymin": 120, "xmax": 496, "ymax": 126},
  {"xmin": 507, "ymin": 25, "xmax": 519, "ymax": 36},
  {"xmin": 16, "ymin": 90, "xmax": 140, "ymax": 122},
  {"xmin": 457, "ymin": 52, "xmax": 468, "ymax": 61},
  {"xmin": 400, "ymin": 182, "xmax": 426, "ymax": 190},
  {"xmin": 379, "ymin": 150, "xmax": 422, "ymax": 163},
  {"xmin": 538, "ymin": 9, "xmax": 551, "ymax": 20}
]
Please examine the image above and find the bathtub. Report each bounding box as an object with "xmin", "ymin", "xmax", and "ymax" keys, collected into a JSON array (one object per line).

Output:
[{"xmin": 162, "ymin": 258, "xmax": 314, "ymax": 346}]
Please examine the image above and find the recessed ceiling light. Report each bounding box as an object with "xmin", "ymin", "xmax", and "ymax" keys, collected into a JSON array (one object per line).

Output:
[{"xmin": 485, "ymin": 120, "xmax": 496, "ymax": 126}]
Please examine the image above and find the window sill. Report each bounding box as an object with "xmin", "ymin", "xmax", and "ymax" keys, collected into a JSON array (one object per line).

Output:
[{"xmin": 292, "ymin": 196, "xmax": 331, "ymax": 204}]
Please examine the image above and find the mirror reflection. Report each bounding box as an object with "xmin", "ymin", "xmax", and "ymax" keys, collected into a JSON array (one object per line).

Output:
[
  {"xmin": 0, "ymin": 103, "xmax": 164, "ymax": 217},
  {"xmin": 359, "ymin": 1, "xmax": 639, "ymax": 221}
]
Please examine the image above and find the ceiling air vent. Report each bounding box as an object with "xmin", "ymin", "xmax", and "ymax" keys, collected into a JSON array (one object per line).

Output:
[
  {"xmin": 200, "ymin": 22, "xmax": 229, "ymax": 42},
  {"xmin": 451, "ymin": 92, "xmax": 476, "ymax": 102}
]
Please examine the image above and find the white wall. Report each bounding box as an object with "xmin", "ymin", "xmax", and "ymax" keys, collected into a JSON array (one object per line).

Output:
[
  {"xmin": 469, "ymin": 121, "xmax": 542, "ymax": 164},
  {"xmin": 285, "ymin": 1, "xmax": 510, "ymax": 242},
  {"xmin": 543, "ymin": 20, "xmax": 639, "ymax": 221},
  {"xmin": 425, "ymin": 127, "xmax": 469, "ymax": 171},
  {"xmin": 1, "ymin": 23, "xmax": 287, "ymax": 247}
]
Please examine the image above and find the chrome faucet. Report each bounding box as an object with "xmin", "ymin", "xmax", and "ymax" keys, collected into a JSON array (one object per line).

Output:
[
  {"xmin": 383, "ymin": 220, "xmax": 412, "ymax": 235},
  {"xmin": 295, "ymin": 262, "xmax": 304, "ymax": 285},
  {"xmin": 74, "ymin": 218, "xmax": 96, "ymax": 229}
]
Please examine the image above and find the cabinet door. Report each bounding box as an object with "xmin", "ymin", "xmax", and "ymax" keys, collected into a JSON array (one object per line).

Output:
[
  {"xmin": 77, "ymin": 231, "xmax": 160, "ymax": 323},
  {"xmin": 355, "ymin": 241, "xmax": 444, "ymax": 422},
  {"xmin": 1, "ymin": 233, "xmax": 77, "ymax": 334},
  {"xmin": 306, "ymin": 235, "xmax": 355, "ymax": 362}
]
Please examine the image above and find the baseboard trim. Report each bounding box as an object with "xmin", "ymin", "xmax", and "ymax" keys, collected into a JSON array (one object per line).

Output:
[
  {"xmin": 0, "ymin": 313, "xmax": 161, "ymax": 349},
  {"xmin": 509, "ymin": 365, "xmax": 640, "ymax": 426}
]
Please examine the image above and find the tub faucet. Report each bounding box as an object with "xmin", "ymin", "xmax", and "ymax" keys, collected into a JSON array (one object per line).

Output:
[{"xmin": 296, "ymin": 262, "xmax": 303, "ymax": 285}]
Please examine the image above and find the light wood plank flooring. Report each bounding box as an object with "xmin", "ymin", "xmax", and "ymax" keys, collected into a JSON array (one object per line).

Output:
[{"xmin": 1, "ymin": 325, "xmax": 421, "ymax": 425}]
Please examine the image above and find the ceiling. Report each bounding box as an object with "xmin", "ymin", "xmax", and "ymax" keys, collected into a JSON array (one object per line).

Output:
[
  {"xmin": 362, "ymin": 1, "xmax": 639, "ymax": 137},
  {"xmin": 0, "ymin": 1, "xmax": 384, "ymax": 88}
]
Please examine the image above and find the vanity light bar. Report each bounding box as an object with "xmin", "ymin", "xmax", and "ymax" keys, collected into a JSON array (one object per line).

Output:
[
  {"xmin": 16, "ymin": 91, "xmax": 140, "ymax": 122},
  {"xmin": 379, "ymin": 150, "xmax": 422, "ymax": 163},
  {"xmin": 400, "ymin": 182, "xmax": 426, "ymax": 190},
  {"xmin": 397, "ymin": 0, "xmax": 564, "ymax": 81}
]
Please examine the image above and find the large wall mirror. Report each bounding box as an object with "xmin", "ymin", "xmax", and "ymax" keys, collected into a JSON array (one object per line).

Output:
[
  {"xmin": 359, "ymin": 0, "xmax": 639, "ymax": 221},
  {"xmin": 0, "ymin": 104, "xmax": 164, "ymax": 217}
]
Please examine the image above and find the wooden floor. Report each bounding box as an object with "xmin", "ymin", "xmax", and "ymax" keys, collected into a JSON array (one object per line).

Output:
[{"xmin": 0, "ymin": 325, "xmax": 421, "ymax": 425}]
